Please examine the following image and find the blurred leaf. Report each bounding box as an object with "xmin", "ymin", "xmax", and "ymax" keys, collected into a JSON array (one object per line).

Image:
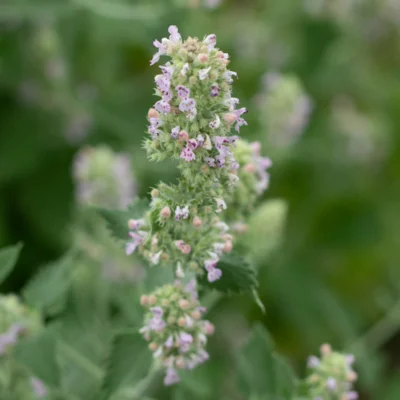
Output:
[
  {"xmin": 237, "ymin": 324, "xmax": 296, "ymax": 399},
  {"xmin": 54, "ymin": 285, "xmax": 110, "ymax": 399},
  {"xmin": 23, "ymin": 251, "xmax": 76, "ymax": 316},
  {"xmin": 101, "ymin": 332, "xmax": 152, "ymax": 399},
  {"xmin": 0, "ymin": 242, "xmax": 22, "ymax": 285},
  {"xmin": 14, "ymin": 328, "xmax": 60, "ymax": 387}
]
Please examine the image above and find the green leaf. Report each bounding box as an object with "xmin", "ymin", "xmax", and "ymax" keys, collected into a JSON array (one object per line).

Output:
[
  {"xmin": 237, "ymin": 324, "xmax": 296, "ymax": 399},
  {"xmin": 199, "ymin": 252, "xmax": 258, "ymax": 295},
  {"xmin": 13, "ymin": 328, "xmax": 60, "ymax": 387},
  {"xmin": 23, "ymin": 251, "xmax": 76, "ymax": 316},
  {"xmin": 0, "ymin": 242, "xmax": 23, "ymax": 285},
  {"xmin": 96, "ymin": 198, "xmax": 149, "ymax": 242},
  {"xmin": 53, "ymin": 289, "xmax": 111, "ymax": 399},
  {"xmin": 101, "ymin": 332, "xmax": 153, "ymax": 399}
]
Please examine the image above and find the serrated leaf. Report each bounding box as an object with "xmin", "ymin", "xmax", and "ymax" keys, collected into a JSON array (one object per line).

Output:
[
  {"xmin": 23, "ymin": 251, "xmax": 75, "ymax": 316},
  {"xmin": 237, "ymin": 324, "xmax": 296, "ymax": 399},
  {"xmin": 101, "ymin": 332, "xmax": 152, "ymax": 399},
  {"xmin": 96, "ymin": 198, "xmax": 149, "ymax": 241},
  {"xmin": 199, "ymin": 253, "xmax": 258, "ymax": 295},
  {"xmin": 13, "ymin": 328, "xmax": 60, "ymax": 387},
  {"xmin": 53, "ymin": 297, "xmax": 110, "ymax": 399},
  {"xmin": 0, "ymin": 242, "xmax": 23, "ymax": 285}
]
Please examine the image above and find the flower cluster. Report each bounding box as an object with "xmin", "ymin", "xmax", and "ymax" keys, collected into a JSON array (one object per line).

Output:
[
  {"xmin": 131, "ymin": 26, "xmax": 272, "ymax": 385},
  {"xmin": 127, "ymin": 26, "xmax": 253, "ymax": 283},
  {"xmin": 0, "ymin": 295, "xmax": 41, "ymax": 355},
  {"xmin": 257, "ymin": 72, "xmax": 312, "ymax": 150},
  {"xmin": 139, "ymin": 281, "xmax": 214, "ymax": 385},
  {"xmin": 306, "ymin": 344, "xmax": 358, "ymax": 400},
  {"xmin": 225, "ymin": 139, "xmax": 272, "ymax": 227},
  {"xmin": 73, "ymin": 145, "xmax": 136, "ymax": 209}
]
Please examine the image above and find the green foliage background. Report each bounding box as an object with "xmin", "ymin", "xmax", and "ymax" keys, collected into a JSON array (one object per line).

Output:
[{"xmin": 1, "ymin": 0, "xmax": 400, "ymax": 399}]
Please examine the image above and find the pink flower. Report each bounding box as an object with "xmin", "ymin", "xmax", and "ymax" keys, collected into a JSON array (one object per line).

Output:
[
  {"xmin": 223, "ymin": 70, "xmax": 237, "ymax": 84},
  {"xmin": 234, "ymin": 107, "xmax": 248, "ymax": 132},
  {"xmin": 207, "ymin": 267, "xmax": 222, "ymax": 282},
  {"xmin": 199, "ymin": 67, "xmax": 212, "ymax": 80},
  {"xmin": 150, "ymin": 39, "xmax": 168, "ymax": 66},
  {"xmin": 168, "ymin": 25, "xmax": 181, "ymax": 43},
  {"xmin": 197, "ymin": 134, "xmax": 205, "ymax": 147},
  {"xmin": 210, "ymin": 84, "xmax": 219, "ymax": 97},
  {"xmin": 125, "ymin": 232, "xmax": 145, "ymax": 255},
  {"xmin": 209, "ymin": 115, "xmax": 221, "ymax": 129},
  {"xmin": 164, "ymin": 368, "xmax": 180, "ymax": 386},
  {"xmin": 187, "ymin": 138, "xmax": 198, "ymax": 150},
  {"xmin": 204, "ymin": 34, "xmax": 217, "ymax": 51},
  {"xmin": 155, "ymin": 99, "xmax": 171, "ymax": 114},
  {"xmin": 175, "ymin": 205, "xmax": 189, "ymax": 220},
  {"xmin": 171, "ymin": 126, "xmax": 180, "ymax": 139},
  {"xmin": 155, "ymin": 74, "xmax": 170, "ymax": 93},
  {"xmin": 205, "ymin": 157, "xmax": 216, "ymax": 167},
  {"xmin": 215, "ymin": 198, "xmax": 227, "ymax": 213},
  {"xmin": 180, "ymin": 147, "xmax": 196, "ymax": 162},
  {"xmin": 176, "ymin": 85, "xmax": 190, "ymax": 99}
]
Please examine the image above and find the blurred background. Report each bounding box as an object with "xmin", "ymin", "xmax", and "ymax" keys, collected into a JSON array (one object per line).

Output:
[{"xmin": 1, "ymin": 0, "xmax": 400, "ymax": 399}]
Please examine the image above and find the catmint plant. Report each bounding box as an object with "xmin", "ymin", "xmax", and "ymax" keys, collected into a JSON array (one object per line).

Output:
[
  {"xmin": 306, "ymin": 344, "xmax": 358, "ymax": 400},
  {"xmin": 139, "ymin": 280, "xmax": 214, "ymax": 385},
  {"xmin": 257, "ymin": 72, "xmax": 312, "ymax": 151},
  {"xmin": 123, "ymin": 25, "xmax": 273, "ymax": 384},
  {"xmin": 130, "ymin": 25, "xmax": 248, "ymax": 282}
]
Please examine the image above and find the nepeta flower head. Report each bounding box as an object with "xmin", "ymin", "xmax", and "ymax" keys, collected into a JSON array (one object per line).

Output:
[
  {"xmin": 129, "ymin": 26, "xmax": 252, "ymax": 283},
  {"xmin": 140, "ymin": 282, "xmax": 214, "ymax": 385},
  {"xmin": 73, "ymin": 145, "xmax": 136, "ymax": 209},
  {"xmin": 305, "ymin": 344, "xmax": 358, "ymax": 400},
  {"xmin": 257, "ymin": 72, "xmax": 312, "ymax": 150}
]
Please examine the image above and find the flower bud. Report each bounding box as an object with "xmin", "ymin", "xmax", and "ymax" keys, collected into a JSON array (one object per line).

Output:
[
  {"xmin": 320, "ymin": 343, "xmax": 332, "ymax": 355},
  {"xmin": 179, "ymin": 299, "xmax": 190, "ymax": 310},
  {"xmin": 179, "ymin": 130, "xmax": 189, "ymax": 142},
  {"xmin": 160, "ymin": 206, "xmax": 171, "ymax": 218},
  {"xmin": 181, "ymin": 244, "xmax": 191, "ymax": 254},
  {"xmin": 140, "ymin": 295, "xmax": 149, "ymax": 305},
  {"xmin": 148, "ymin": 295, "xmax": 157, "ymax": 305},
  {"xmin": 198, "ymin": 53, "xmax": 209, "ymax": 63},
  {"xmin": 224, "ymin": 113, "xmax": 237, "ymax": 125},
  {"xmin": 161, "ymin": 299, "xmax": 170, "ymax": 307},
  {"xmin": 193, "ymin": 216, "xmax": 202, "ymax": 227},
  {"xmin": 149, "ymin": 342, "xmax": 158, "ymax": 351},
  {"xmin": 151, "ymin": 189, "xmax": 159, "ymax": 198},
  {"xmin": 178, "ymin": 317, "xmax": 186, "ymax": 327},
  {"xmin": 191, "ymin": 310, "xmax": 201, "ymax": 320},
  {"xmin": 204, "ymin": 321, "xmax": 215, "ymax": 335},
  {"xmin": 243, "ymin": 163, "xmax": 256, "ymax": 173},
  {"xmin": 223, "ymin": 241, "xmax": 233, "ymax": 253},
  {"xmin": 148, "ymin": 108, "xmax": 160, "ymax": 119}
]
